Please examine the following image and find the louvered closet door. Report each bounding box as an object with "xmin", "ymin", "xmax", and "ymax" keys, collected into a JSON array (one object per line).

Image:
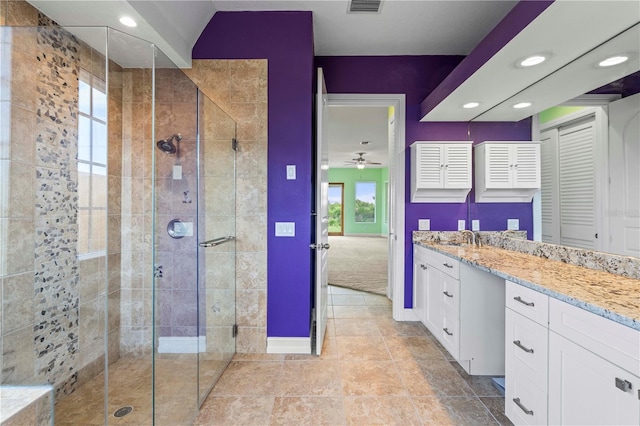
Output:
[
  {"xmin": 558, "ymin": 117, "xmax": 597, "ymax": 250},
  {"xmin": 444, "ymin": 144, "xmax": 471, "ymax": 189},
  {"xmin": 416, "ymin": 144, "xmax": 444, "ymax": 189},
  {"xmin": 540, "ymin": 130, "xmax": 559, "ymax": 244},
  {"xmin": 513, "ymin": 144, "xmax": 540, "ymax": 188},
  {"xmin": 485, "ymin": 144, "xmax": 512, "ymax": 188}
]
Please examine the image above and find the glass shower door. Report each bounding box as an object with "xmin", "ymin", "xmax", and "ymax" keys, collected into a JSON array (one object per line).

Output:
[{"xmin": 196, "ymin": 91, "xmax": 237, "ymax": 404}]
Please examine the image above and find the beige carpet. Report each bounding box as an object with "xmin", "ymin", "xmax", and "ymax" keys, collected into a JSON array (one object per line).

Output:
[{"xmin": 328, "ymin": 236, "xmax": 388, "ymax": 295}]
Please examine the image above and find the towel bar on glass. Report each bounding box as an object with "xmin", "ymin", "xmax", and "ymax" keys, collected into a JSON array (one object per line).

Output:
[{"xmin": 199, "ymin": 236, "xmax": 236, "ymax": 248}]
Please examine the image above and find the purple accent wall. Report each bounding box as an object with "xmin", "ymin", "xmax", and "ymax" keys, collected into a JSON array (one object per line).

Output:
[
  {"xmin": 193, "ymin": 11, "xmax": 315, "ymax": 338},
  {"xmin": 316, "ymin": 56, "xmax": 534, "ymax": 308},
  {"xmin": 420, "ymin": 0, "xmax": 554, "ymax": 118},
  {"xmin": 590, "ymin": 70, "xmax": 640, "ymax": 98}
]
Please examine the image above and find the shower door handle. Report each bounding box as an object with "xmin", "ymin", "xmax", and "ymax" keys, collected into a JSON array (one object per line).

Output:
[{"xmin": 199, "ymin": 236, "xmax": 236, "ymax": 248}]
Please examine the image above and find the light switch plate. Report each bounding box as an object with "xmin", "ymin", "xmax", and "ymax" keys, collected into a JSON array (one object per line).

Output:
[
  {"xmin": 418, "ymin": 219, "xmax": 430, "ymax": 231},
  {"xmin": 458, "ymin": 220, "xmax": 466, "ymax": 231},
  {"xmin": 286, "ymin": 165, "xmax": 296, "ymax": 180},
  {"xmin": 472, "ymin": 220, "xmax": 480, "ymax": 231},
  {"xmin": 275, "ymin": 222, "xmax": 295, "ymax": 237},
  {"xmin": 507, "ymin": 219, "xmax": 520, "ymax": 230}
]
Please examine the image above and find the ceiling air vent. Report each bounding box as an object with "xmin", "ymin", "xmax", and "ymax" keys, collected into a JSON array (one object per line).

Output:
[{"xmin": 349, "ymin": 0, "xmax": 382, "ymax": 13}]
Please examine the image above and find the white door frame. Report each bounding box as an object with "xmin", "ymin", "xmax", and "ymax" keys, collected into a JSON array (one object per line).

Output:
[{"xmin": 326, "ymin": 93, "xmax": 411, "ymax": 321}]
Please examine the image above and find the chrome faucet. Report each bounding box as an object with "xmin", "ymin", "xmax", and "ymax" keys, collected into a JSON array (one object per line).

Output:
[{"xmin": 460, "ymin": 230, "xmax": 476, "ymax": 246}]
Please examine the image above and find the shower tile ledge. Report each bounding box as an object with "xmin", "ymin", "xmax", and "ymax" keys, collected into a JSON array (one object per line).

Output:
[{"xmin": 0, "ymin": 385, "xmax": 53, "ymax": 425}]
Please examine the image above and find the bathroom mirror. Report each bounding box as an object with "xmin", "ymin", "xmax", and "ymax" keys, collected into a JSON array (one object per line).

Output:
[{"xmin": 470, "ymin": 17, "xmax": 640, "ymax": 259}]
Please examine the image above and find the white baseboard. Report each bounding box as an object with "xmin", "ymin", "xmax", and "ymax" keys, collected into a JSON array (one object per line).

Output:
[
  {"xmin": 158, "ymin": 336, "xmax": 206, "ymax": 353},
  {"xmin": 266, "ymin": 337, "xmax": 311, "ymax": 354},
  {"xmin": 343, "ymin": 233, "xmax": 386, "ymax": 238},
  {"xmin": 393, "ymin": 308, "xmax": 418, "ymax": 322}
]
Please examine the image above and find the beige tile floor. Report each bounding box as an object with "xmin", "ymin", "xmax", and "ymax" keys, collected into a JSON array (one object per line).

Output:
[
  {"xmin": 195, "ymin": 286, "xmax": 513, "ymax": 426},
  {"xmin": 54, "ymin": 355, "xmax": 229, "ymax": 425}
]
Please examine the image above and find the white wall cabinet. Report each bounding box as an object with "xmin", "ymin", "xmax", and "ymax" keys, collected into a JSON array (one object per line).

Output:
[
  {"xmin": 410, "ymin": 141, "xmax": 472, "ymax": 203},
  {"xmin": 475, "ymin": 141, "xmax": 540, "ymax": 203},
  {"xmin": 413, "ymin": 244, "xmax": 505, "ymax": 375}
]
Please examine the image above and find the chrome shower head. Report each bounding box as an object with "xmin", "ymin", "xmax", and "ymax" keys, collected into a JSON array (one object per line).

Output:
[{"xmin": 156, "ymin": 134, "xmax": 182, "ymax": 154}]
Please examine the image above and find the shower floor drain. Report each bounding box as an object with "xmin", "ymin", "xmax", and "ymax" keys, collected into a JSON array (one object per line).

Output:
[{"xmin": 113, "ymin": 406, "xmax": 134, "ymax": 418}]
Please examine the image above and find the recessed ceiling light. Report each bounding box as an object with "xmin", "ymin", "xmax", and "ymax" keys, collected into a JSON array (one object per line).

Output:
[
  {"xmin": 519, "ymin": 55, "xmax": 547, "ymax": 67},
  {"xmin": 463, "ymin": 102, "xmax": 480, "ymax": 109},
  {"xmin": 513, "ymin": 102, "xmax": 532, "ymax": 109},
  {"xmin": 119, "ymin": 16, "xmax": 137, "ymax": 28},
  {"xmin": 598, "ymin": 55, "xmax": 628, "ymax": 67}
]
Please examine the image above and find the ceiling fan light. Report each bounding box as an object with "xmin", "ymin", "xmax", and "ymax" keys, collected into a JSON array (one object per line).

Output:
[{"xmin": 356, "ymin": 163, "xmax": 365, "ymax": 170}]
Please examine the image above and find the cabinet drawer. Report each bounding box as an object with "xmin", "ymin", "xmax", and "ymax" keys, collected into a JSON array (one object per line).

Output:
[
  {"xmin": 506, "ymin": 372, "xmax": 548, "ymax": 426},
  {"xmin": 506, "ymin": 308, "xmax": 548, "ymax": 391},
  {"xmin": 427, "ymin": 249, "xmax": 459, "ymax": 279},
  {"xmin": 549, "ymin": 298, "xmax": 640, "ymax": 376},
  {"xmin": 506, "ymin": 281, "xmax": 548, "ymax": 326},
  {"xmin": 440, "ymin": 311, "xmax": 460, "ymax": 359}
]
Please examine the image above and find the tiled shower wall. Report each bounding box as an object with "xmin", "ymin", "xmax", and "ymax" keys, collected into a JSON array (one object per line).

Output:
[
  {"xmin": 185, "ymin": 60, "xmax": 268, "ymax": 353},
  {"xmin": 1, "ymin": 0, "xmax": 122, "ymax": 396}
]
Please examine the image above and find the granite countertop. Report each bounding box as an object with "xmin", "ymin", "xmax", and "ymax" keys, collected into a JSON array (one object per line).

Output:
[{"xmin": 414, "ymin": 240, "xmax": 640, "ymax": 331}]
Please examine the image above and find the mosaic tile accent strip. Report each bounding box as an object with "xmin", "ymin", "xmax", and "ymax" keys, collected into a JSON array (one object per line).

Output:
[{"xmin": 32, "ymin": 22, "xmax": 81, "ymax": 398}]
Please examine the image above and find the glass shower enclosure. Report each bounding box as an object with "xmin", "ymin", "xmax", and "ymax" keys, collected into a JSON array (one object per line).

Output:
[{"xmin": 0, "ymin": 22, "xmax": 236, "ymax": 425}]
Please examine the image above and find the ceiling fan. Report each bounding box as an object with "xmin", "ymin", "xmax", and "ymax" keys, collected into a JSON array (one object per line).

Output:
[{"xmin": 344, "ymin": 152, "xmax": 382, "ymax": 169}]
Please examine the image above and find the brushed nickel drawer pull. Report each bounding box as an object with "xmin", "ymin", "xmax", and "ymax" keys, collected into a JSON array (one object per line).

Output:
[
  {"xmin": 443, "ymin": 291, "xmax": 454, "ymax": 298},
  {"xmin": 443, "ymin": 263, "xmax": 454, "ymax": 268},
  {"xmin": 513, "ymin": 340, "xmax": 534, "ymax": 354},
  {"xmin": 443, "ymin": 327, "xmax": 453, "ymax": 336},
  {"xmin": 514, "ymin": 296, "xmax": 535, "ymax": 307},
  {"xmin": 615, "ymin": 377, "xmax": 632, "ymax": 392},
  {"xmin": 513, "ymin": 398, "xmax": 534, "ymax": 416}
]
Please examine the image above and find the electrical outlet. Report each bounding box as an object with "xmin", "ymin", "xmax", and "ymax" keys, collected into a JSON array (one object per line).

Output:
[
  {"xmin": 458, "ymin": 220, "xmax": 466, "ymax": 231},
  {"xmin": 472, "ymin": 220, "xmax": 480, "ymax": 231},
  {"xmin": 418, "ymin": 219, "xmax": 430, "ymax": 231},
  {"xmin": 507, "ymin": 219, "xmax": 520, "ymax": 230}
]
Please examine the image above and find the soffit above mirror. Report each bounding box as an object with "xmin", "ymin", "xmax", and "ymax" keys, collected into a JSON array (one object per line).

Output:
[{"xmin": 421, "ymin": 1, "xmax": 640, "ymax": 122}]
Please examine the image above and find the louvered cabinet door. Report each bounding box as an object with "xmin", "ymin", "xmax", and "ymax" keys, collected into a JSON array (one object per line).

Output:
[
  {"xmin": 484, "ymin": 144, "xmax": 512, "ymax": 188},
  {"xmin": 415, "ymin": 143, "xmax": 444, "ymax": 189},
  {"xmin": 513, "ymin": 144, "xmax": 541, "ymax": 189},
  {"xmin": 443, "ymin": 144, "xmax": 472, "ymax": 189},
  {"xmin": 558, "ymin": 118, "xmax": 597, "ymax": 250}
]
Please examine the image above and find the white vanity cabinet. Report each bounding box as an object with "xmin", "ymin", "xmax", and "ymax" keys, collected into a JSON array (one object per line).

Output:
[
  {"xmin": 475, "ymin": 141, "xmax": 540, "ymax": 203},
  {"xmin": 504, "ymin": 281, "xmax": 640, "ymax": 426},
  {"xmin": 505, "ymin": 281, "xmax": 549, "ymax": 425},
  {"xmin": 413, "ymin": 244, "xmax": 505, "ymax": 375},
  {"xmin": 548, "ymin": 298, "xmax": 640, "ymax": 425},
  {"xmin": 410, "ymin": 141, "xmax": 472, "ymax": 203}
]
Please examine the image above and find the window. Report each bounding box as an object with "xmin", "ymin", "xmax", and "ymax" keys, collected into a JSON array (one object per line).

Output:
[
  {"xmin": 77, "ymin": 69, "xmax": 107, "ymax": 258},
  {"xmin": 355, "ymin": 181, "xmax": 376, "ymax": 223},
  {"xmin": 328, "ymin": 183, "xmax": 344, "ymax": 235}
]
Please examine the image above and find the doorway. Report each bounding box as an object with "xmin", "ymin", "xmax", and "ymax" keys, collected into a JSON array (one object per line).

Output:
[
  {"xmin": 329, "ymin": 183, "xmax": 344, "ymax": 236},
  {"xmin": 324, "ymin": 94, "xmax": 407, "ymax": 321}
]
